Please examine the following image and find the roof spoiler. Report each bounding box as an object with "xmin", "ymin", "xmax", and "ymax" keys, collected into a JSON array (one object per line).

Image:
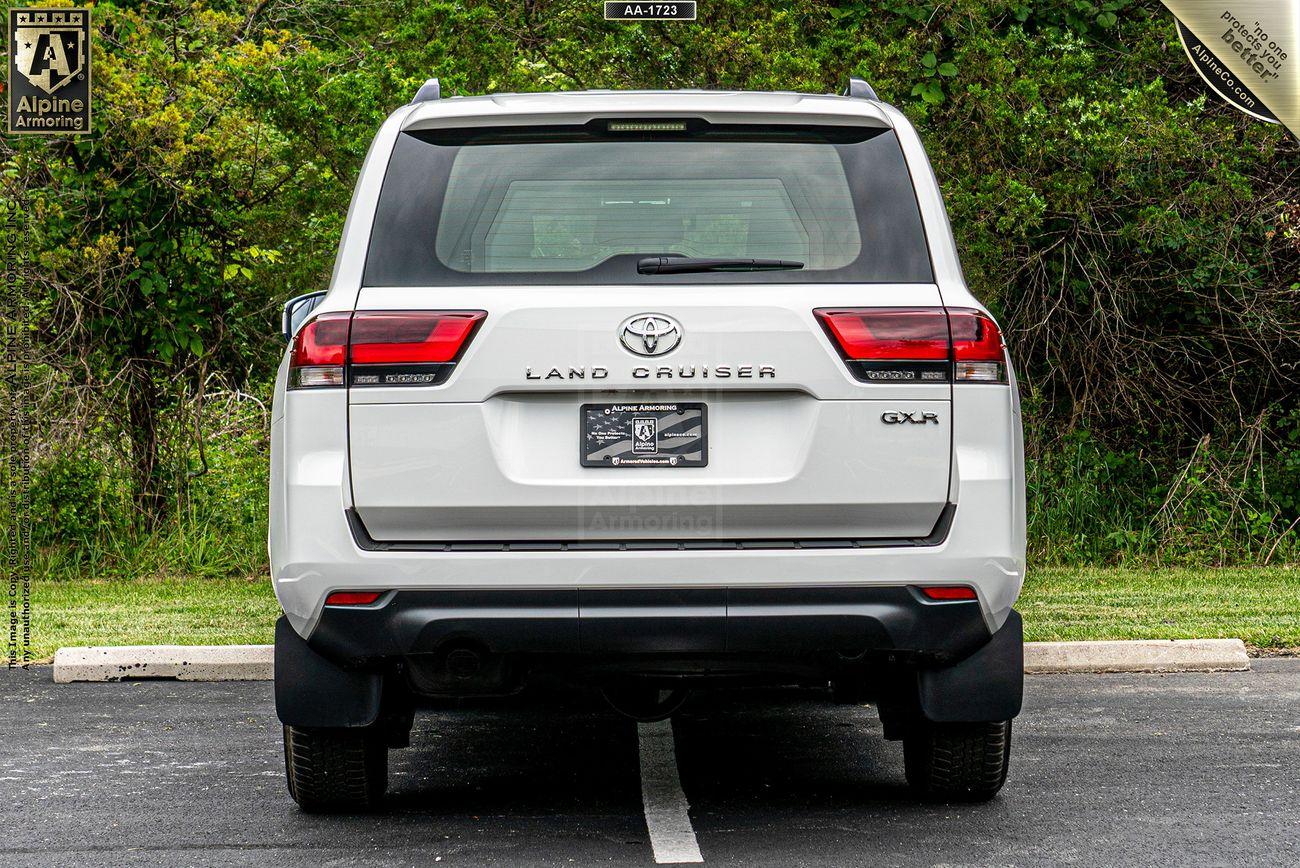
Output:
[
  {"xmin": 411, "ymin": 78, "xmax": 441, "ymax": 103},
  {"xmin": 410, "ymin": 76, "xmax": 877, "ymax": 103},
  {"xmin": 842, "ymin": 76, "xmax": 878, "ymax": 100}
]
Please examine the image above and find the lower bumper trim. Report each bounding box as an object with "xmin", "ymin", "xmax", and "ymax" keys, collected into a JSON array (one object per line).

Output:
[{"xmin": 308, "ymin": 584, "xmax": 991, "ymax": 665}]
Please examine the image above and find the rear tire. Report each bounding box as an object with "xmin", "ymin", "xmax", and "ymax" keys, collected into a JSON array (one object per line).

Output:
[
  {"xmin": 903, "ymin": 720, "xmax": 1012, "ymax": 801},
  {"xmin": 284, "ymin": 724, "xmax": 388, "ymax": 812}
]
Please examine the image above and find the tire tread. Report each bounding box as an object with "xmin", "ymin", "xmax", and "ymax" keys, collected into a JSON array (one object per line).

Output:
[
  {"xmin": 284, "ymin": 724, "xmax": 387, "ymax": 812},
  {"xmin": 903, "ymin": 720, "xmax": 1011, "ymax": 801}
]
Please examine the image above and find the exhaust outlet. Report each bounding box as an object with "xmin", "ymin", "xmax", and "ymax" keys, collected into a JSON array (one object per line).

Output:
[
  {"xmin": 406, "ymin": 642, "xmax": 516, "ymax": 696},
  {"xmin": 601, "ymin": 684, "xmax": 691, "ymax": 722},
  {"xmin": 444, "ymin": 646, "xmax": 483, "ymax": 679}
]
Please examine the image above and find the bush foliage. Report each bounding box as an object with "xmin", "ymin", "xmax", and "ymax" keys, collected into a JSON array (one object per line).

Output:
[{"xmin": 3, "ymin": 0, "xmax": 1298, "ymax": 574}]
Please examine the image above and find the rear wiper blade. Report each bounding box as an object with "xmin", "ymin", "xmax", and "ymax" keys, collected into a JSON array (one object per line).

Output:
[{"xmin": 637, "ymin": 256, "xmax": 805, "ymax": 275}]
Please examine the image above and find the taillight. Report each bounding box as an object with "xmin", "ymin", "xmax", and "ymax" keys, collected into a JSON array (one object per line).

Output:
[
  {"xmin": 918, "ymin": 585, "xmax": 978, "ymax": 601},
  {"xmin": 816, "ymin": 308, "xmax": 950, "ymax": 359},
  {"xmin": 289, "ymin": 312, "xmax": 351, "ymax": 388},
  {"xmin": 349, "ymin": 311, "xmax": 485, "ymax": 387},
  {"xmin": 288, "ymin": 310, "xmax": 486, "ymax": 389},
  {"xmin": 947, "ymin": 309, "xmax": 1006, "ymax": 383},
  {"xmin": 814, "ymin": 307, "xmax": 1006, "ymax": 383}
]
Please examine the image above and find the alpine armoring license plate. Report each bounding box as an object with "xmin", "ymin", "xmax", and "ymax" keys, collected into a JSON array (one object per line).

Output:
[{"xmin": 581, "ymin": 403, "xmax": 707, "ymax": 467}]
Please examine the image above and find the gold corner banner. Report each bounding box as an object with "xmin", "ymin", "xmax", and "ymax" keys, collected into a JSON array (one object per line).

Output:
[{"xmin": 1163, "ymin": 1, "xmax": 1297, "ymax": 134}]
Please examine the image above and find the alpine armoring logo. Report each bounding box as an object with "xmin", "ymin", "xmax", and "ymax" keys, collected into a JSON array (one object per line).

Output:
[{"xmin": 7, "ymin": 7, "xmax": 92, "ymax": 134}]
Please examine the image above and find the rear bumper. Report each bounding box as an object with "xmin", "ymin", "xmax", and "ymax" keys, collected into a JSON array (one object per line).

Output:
[
  {"xmin": 270, "ymin": 385, "xmax": 1025, "ymax": 640},
  {"xmin": 274, "ymin": 600, "xmax": 1024, "ymax": 728},
  {"xmin": 273, "ymin": 492, "xmax": 1024, "ymax": 641},
  {"xmin": 307, "ymin": 585, "xmax": 992, "ymax": 665}
]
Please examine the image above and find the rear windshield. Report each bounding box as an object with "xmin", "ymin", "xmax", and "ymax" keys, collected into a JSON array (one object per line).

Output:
[{"xmin": 363, "ymin": 122, "xmax": 933, "ymax": 286}]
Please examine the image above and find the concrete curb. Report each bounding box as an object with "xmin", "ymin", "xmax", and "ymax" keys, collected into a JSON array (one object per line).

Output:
[
  {"xmin": 1024, "ymin": 638, "xmax": 1250, "ymax": 674},
  {"xmin": 52, "ymin": 638, "xmax": 1250, "ymax": 682},
  {"xmin": 52, "ymin": 645, "xmax": 274, "ymax": 683}
]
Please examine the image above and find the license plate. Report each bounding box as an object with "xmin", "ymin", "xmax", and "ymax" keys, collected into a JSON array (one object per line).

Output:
[{"xmin": 581, "ymin": 402, "xmax": 707, "ymax": 467}]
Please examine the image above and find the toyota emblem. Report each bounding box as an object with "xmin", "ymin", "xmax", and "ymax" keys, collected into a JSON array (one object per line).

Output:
[{"xmin": 619, "ymin": 313, "xmax": 682, "ymax": 356}]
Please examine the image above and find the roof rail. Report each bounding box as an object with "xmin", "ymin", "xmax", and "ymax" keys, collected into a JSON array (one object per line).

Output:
[
  {"xmin": 411, "ymin": 78, "xmax": 441, "ymax": 103},
  {"xmin": 842, "ymin": 76, "xmax": 878, "ymax": 101}
]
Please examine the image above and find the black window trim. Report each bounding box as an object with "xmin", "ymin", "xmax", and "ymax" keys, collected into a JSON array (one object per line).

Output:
[{"xmin": 362, "ymin": 120, "xmax": 937, "ymax": 287}]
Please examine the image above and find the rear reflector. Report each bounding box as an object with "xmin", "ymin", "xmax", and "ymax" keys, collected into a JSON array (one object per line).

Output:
[
  {"xmin": 324, "ymin": 591, "xmax": 384, "ymax": 606},
  {"xmin": 814, "ymin": 307, "xmax": 1007, "ymax": 383},
  {"xmin": 918, "ymin": 585, "xmax": 978, "ymax": 601},
  {"xmin": 288, "ymin": 310, "xmax": 486, "ymax": 389}
]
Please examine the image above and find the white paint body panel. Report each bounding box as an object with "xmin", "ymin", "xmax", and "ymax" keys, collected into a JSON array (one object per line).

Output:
[
  {"xmin": 348, "ymin": 285, "xmax": 954, "ymax": 542},
  {"xmin": 350, "ymin": 395, "xmax": 950, "ymax": 541},
  {"xmin": 268, "ymin": 89, "xmax": 1026, "ymax": 639}
]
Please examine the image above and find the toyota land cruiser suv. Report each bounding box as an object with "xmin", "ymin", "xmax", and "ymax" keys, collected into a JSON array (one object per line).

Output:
[{"xmin": 271, "ymin": 78, "xmax": 1026, "ymax": 811}]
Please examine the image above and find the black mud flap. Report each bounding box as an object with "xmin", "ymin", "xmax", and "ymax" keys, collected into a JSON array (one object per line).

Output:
[
  {"xmin": 275, "ymin": 617, "xmax": 383, "ymax": 728},
  {"xmin": 916, "ymin": 609, "xmax": 1023, "ymax": 723}
]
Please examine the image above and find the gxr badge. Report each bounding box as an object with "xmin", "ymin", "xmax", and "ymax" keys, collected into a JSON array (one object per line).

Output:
[{"xmin": 882, "ymin": 411, "xmax": 940, "ymax": 425}]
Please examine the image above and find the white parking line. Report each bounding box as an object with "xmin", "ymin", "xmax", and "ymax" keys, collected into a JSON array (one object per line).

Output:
[{"xmin": 638, "ymin": 719, "xmax": 704, "ymax": 863}]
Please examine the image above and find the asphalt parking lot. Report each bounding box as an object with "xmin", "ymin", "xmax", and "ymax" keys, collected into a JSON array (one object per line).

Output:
[{"xmin": 3, "ymin": 661, "xmax": 1298, "ymax": 867}]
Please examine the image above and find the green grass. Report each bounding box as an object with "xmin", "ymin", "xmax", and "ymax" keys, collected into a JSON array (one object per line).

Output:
[
  {"xmin": 9, "ymin": 566, "xmax": 1299, "ymax": 661},
  {"xmin": 19, "ymin": 576, "xmax": 280, "ymax": 660},
  {"xmin": 1021, "ymin": 566, "xmax": 1300, "ymax": 650}
]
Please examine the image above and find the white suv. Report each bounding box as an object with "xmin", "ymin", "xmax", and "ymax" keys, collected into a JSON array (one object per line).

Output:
[{"xmin": 270, "ymin": 78, "xmax": 1026, "ymax": 811}]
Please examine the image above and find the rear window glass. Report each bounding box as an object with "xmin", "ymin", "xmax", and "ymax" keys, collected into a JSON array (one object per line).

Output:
[{"xmin": 363, "ymin": 123, "xmax": 933, "ymax": 286}]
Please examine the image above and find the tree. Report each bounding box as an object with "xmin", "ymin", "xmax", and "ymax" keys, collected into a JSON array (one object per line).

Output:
[{"xmin": 4, "ymin": 3, "xmax": 328, "ymax": 524}]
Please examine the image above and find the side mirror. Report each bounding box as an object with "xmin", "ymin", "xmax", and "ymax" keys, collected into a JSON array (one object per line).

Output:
[{"xmin": 281, "ymin": 291, "xmax": 327, "ymax": 343}]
